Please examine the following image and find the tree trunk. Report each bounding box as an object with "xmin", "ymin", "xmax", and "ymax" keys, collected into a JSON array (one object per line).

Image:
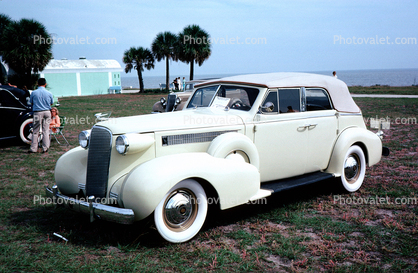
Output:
[
  {"xmin": 137, "ymin": 68, "xmax": 144, "ymax": 93},
  {"xmin": 165, "ymin": 57, "xmax": 170, "ymax": 91},
  {"xmin": 189, "ymin": 60, "xmax": 194, "ymax": 81}
]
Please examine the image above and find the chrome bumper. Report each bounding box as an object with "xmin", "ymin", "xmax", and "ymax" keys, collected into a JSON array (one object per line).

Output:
[{"xmin": 46, "ymin": 185, "xmax": 135, "ymax": 225}]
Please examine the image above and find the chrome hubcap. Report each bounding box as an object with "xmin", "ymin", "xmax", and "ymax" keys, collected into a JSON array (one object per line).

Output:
[
  {"xmin": 344, "ymin": 154, "xmax": 360, "ymax": 182},
  {"xmin": 163, "ymin": 189, "xmax": 197, "ymax": 231}
]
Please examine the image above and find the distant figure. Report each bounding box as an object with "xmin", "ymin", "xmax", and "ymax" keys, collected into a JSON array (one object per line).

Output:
[
  {"xmin": 332, "ymin": 71, "xmax": 337, "ymax": 78},
  {"xmin": 29, "ymin": 78, "xmax": 53, "ymax": 153},
  {"xmin": 183, "ymin": 77, "xmax": 186, "ymax": 90},
  {"xmin": 173, "ymin": 78, "xmax": 179, "ymax": 90},
  {"xmin": 177, "ymin": 77, "xmax": 182, "ymax": 90}
]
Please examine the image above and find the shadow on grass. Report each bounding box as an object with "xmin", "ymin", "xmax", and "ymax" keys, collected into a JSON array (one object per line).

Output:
[{"xmin": 9, "ymin": 177, "xmax": 344, "ymax": 249}]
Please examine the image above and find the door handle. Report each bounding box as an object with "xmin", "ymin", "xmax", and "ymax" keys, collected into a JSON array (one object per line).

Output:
[
  {"xmin": 298, "ymin": 123, "xmax": 317, "ymax": 129},
  {"xmin": 308, "ymin": 123, "xmax": 317, "ymax": 129}
]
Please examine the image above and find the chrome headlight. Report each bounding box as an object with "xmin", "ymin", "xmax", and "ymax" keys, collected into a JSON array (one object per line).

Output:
[
  {"xmin": 175, "ymin": 97, "xmax": 181, "ymax": 105},
  {"xmin": 160, "ymin": 97, "xmax": 166, "ymax": 105},
  {"xmin": 115, "ymin": 134, "xmax": 155, "ymax": 155},
  {"xmin": 115, "ymin": 135, "xmax": 129, "ymax": 155},
  {"xmin": 78, "ymin": 130, "xmax": 91, "ymax": 149}
]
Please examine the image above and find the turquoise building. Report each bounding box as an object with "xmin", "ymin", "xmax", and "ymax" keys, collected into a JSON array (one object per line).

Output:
[{"xmin": 40, "ymin": 59, "xmax": 122, "ymax": 97}]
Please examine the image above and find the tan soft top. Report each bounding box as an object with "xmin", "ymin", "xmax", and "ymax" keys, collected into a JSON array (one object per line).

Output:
[{"xmin": 195, "ymin": 72, "xmax": 360, "ymax": 113}]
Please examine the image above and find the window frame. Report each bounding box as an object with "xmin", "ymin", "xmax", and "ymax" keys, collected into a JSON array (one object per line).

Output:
[{"xmin": 305, "ymin": 87, "xmax": 334, "ymax": 111}]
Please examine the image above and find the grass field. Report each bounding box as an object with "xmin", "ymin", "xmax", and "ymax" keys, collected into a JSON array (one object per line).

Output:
[
  {"xmin": 349, "ymin": 85, "xmax": 418, "ymax": 95},
  {"xmin": 0, "ymin": 87, "xmax": 417, "ymax": 272}
]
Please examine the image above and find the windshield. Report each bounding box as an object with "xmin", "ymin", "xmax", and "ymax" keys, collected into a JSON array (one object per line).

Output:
[{"xmin": 187, "ymin": 85, "xmax": 259, "ymax": 111}]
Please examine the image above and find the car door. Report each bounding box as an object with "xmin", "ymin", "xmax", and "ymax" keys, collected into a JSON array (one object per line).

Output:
[
  {"xmin": 254, "ymin": 88, "xmax": 310, "ymax": 182},
  {"xmin": 0, "ymin": 89, "xmax": 20, "ymax": 138},
  {"xmin": 303, "ymin": 88, "xmax": 338, "ymax": 172}
]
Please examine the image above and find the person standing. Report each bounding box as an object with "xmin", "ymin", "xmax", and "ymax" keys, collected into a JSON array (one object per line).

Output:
[
  {"xmin": 182, "ymin": 77, "xmax": 186, "ymax": 90},
  {"xmin": 332, "ymin": 71, "xmax": 337, "ymax": 78},
  {"xmin": 29, "ymin": 78, "xmax": 53, "ymax": 153}
]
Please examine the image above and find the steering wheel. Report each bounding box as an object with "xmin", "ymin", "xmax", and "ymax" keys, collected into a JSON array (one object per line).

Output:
[{"xmin": 230, "ymin": 98, "xmax": 243, "ymax": 109}]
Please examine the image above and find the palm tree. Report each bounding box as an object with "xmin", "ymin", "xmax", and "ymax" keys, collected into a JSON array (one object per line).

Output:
[
  {"xmin": 0, "ymin": 14, "xmax": 12, "ymax": 53},
  {"xmin": 0, "ymin": 14, "xmax": 12, "ymax": 83},
  {"xmin": 178, "ymin": 25, "xmax": 211, "ymax": 80},
  {"xmin": 151, "ymin": 32, "xmax": 178, "ymax": 90},
  {"xmin": 1, "ymin": 18, "xmax": 53, "ymax": 88},
  {"xmin": 123, "ymin": 47, "xmax": 155, "ymax": 93}
]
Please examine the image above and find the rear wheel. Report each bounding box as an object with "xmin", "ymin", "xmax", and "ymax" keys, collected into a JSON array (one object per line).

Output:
[
  {"xmin": 19, "ymin": 118, "xmax": 33, "ymax": 144},
  {"xmin": 340, "ymin": 145, "xmax": 366, "ymax": 192},
  {"xmin": 154, "ymin": 179, "xmax": 208, "ymax": 243}
]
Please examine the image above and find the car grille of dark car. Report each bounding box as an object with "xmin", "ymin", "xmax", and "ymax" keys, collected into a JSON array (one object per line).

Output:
[
  {"xmin": 85, "ymin": 126, "xmax": 112, "ymax": 198},
  {"xmin": 166, "ymin": 93, "xmax": 177, "ymax": 112}
]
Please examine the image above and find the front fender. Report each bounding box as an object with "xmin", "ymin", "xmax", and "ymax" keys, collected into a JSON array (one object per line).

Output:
[
  {"xmin": 152, "ymin": 101, "xmax": 164, "ymax": 113},
  {"xmin": 55, "ymin": 147, "xmax": 88, "ymax": 194},
  {"xmin": 121, "ymin": 152, "xmax": 260, "ymax": 221},
  {"xmin": 325, "ymin": 127, "xmax": 382, "ymax": 176}
]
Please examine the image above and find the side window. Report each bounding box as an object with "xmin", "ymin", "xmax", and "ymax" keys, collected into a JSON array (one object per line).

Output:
[
  {"xmin": 1, "ymin": 90, "xmax": 19, "ymax": 107},
  {"xmin": 306, "ymin": 88, "xmax": 332, "ymax": 111},
  {"xmin": 279, "ymin": 89, "xmax": 300, "ymax": 113},
  {"xmin": 261, "ymin": 91, "xmax": 278, "ymax": 113}
]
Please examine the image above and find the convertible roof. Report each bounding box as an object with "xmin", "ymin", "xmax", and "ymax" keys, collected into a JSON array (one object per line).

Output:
[{"xmin": 195, "ymin": 72, "xmax": 360, "ymax": 113}]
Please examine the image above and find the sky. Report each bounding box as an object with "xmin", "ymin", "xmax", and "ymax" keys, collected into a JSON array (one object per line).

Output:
[{"xmin": 1, "ymin": 0, "xmax": 417, "ymax": 78}]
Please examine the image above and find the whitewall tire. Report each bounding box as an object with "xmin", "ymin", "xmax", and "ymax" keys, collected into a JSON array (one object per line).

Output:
[
  {"xmin": 341, "ymin": 145, "xmax": 366, "ymax": 192},
  {"xmin": 19, "ymin": 118, "xmax": 33, "ymax": 144},
  {"xmin": 154, "ymin": 179, "xmax": 208, "ymax": 243}
]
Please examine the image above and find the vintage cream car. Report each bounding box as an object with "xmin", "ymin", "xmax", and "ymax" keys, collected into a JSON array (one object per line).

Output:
[{"xmin": 46, "ymin": 72, "xmax": 388, "ymax": 243}]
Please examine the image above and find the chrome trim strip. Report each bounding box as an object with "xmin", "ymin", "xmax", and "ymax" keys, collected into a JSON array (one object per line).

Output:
[
  {"xmin": 109, "ymin": 192, "xmax": 118, "ymax": 199},
  {"xmin": 46, "ymin": 186, "xmax": 134, "ymax": 225},
  {"xmin": 339, "ymin": 113, "xmax": 362, "ymax": 116},
  {"xmin": 0, "ymin": 106, "xmax": 28, "ymax": 111},
  {"xmin": 255, "ymin": 113, "xmax": 337, "ymax": 124}
]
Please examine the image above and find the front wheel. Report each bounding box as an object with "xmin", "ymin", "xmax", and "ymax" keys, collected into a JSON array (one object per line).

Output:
[
  {"xmin": 154, "ymin": 179, "xmax": 208, "ymax": 243},
  {"xmin": 340, "ymin": 145, "xmax": 366, "ymax": 192}
]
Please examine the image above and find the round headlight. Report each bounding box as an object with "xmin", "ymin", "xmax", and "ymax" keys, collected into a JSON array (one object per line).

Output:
[
  {"xmin": 115, "ymin": 135, "xmax": 129, "ymax": 155},
  {"xmin": 175, "ymin": 97, "xmax": 181, "ymax": 104},
  {"xmin": 160, "ymin": 97, "xmax": 166, "ymax": 104},
  {"xmin": 78, "ymin": 130, "xmax": 91, "ymax": 149}
]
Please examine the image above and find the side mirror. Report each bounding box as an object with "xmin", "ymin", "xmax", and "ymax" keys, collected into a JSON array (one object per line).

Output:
[{"xmin": 260, "ymin": 101, "xmax": 275, "ymax": 112}]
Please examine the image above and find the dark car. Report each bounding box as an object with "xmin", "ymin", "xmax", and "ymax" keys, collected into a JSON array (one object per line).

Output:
[
  {"xmin": 152, "ymin": 79, "xmax": 218, "ymax": 113},
  {"xmin": 0, "ymin": 85, "xmax": 33, "ymax": 144}
]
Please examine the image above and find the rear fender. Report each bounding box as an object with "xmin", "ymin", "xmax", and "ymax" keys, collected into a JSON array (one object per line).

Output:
[{"xmin": 325, "ymin": 127, "xmax": 382, "ymax": 176}]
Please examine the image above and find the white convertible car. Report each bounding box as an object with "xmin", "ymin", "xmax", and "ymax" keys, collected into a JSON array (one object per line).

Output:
[{"xmin": 46, "ymin": 72, "xmax": 388, "ymax": 243}]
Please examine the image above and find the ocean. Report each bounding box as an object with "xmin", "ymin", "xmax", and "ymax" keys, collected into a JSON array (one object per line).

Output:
[{"xmin": 121, "ymin": 69, "xmax": 418, "ymax": 89}]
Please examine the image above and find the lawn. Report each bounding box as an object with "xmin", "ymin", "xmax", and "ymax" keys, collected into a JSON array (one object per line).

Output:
[{"xmin": 0, "ymin": 88, "xmax": 417, "ymax": 272}]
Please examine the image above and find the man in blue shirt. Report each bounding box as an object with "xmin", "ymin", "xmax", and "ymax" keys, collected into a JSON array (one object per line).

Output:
[{"xmin": 29, "ymin": 78, "xmax": 54, "ymax": 153}]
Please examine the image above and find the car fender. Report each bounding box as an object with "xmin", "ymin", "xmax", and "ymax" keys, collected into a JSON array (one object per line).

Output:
[
  {"xmin": 207, "ymin": 132, "xmax": 260, "ymax": 170},
  {"xmin": 325, "ymin": 127, "xmax": 382, "ymax": 176},
  {"xmin": 121, "ymin": 152, "xmax": 260, "ymax": 221},
  {"xmin": 152, "ymin": 101, "xmax": 164, "ymax": 113},
  {"xmin": 16, "ymin": 112, "xmax": 32, "ymax": 130},
  {"xmin": 55, "ymin": 147, "xmax": 88, "ymax": 194}
]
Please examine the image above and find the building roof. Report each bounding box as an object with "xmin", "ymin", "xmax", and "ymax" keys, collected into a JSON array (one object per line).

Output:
[
  {"xmin": 41, "ymin": 59, "xmax": 123, "ymax": 73},
  {"xmin": 196, "ymin": 72, "xmax": 360, "ymax": 113}
]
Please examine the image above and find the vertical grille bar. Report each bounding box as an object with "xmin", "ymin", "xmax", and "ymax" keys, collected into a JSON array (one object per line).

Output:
[{"xmin": 86, "ymin": 126, "xmax": 112, "ymax": 198}]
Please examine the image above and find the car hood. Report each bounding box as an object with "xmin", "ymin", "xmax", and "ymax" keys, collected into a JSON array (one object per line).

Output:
[{"xmin": 96, "ymin": 108, "xmax": 245, "ymax": 135}]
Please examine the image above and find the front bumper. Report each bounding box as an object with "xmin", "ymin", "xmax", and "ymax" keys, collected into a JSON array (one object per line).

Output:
[{"xmin": 46, "ymin": 185, "xmax": 135, "ymax": 225}]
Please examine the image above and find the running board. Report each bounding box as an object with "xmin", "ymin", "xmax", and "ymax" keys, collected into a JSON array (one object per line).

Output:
[{"xmin": 260, "ymin": 172, "xmax": 334, "ymax": 194}]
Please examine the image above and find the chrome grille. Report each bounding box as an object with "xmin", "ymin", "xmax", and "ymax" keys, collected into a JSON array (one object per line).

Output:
[{"xmin": 85, "ymin": 126, "xmax": 112, "ymax": 198}]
